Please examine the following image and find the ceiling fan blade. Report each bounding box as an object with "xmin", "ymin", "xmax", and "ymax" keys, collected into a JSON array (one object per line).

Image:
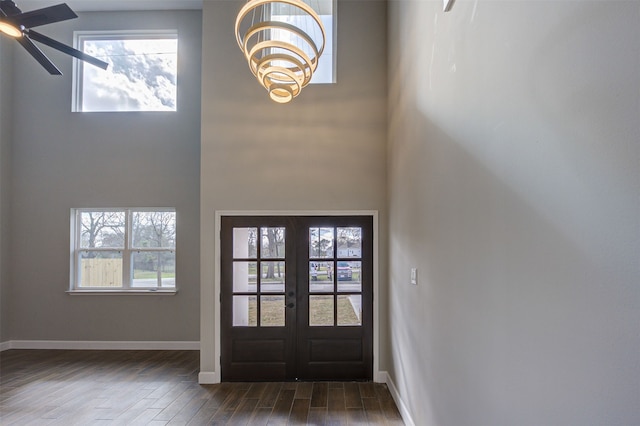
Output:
[
  {"xmin": 16, "ymin": 34, "xmax": 62, "ymax": 75},
  {"xmin": 12, "ymin": 3, "xmax": 77, "ymax": 29},
  {"xmin": 27, "ymin": 30, "xmax": 108, "ymax": 70},
  {"xmin": 0, "ymin": 1, "xmax": 21, "ymax": 17}
]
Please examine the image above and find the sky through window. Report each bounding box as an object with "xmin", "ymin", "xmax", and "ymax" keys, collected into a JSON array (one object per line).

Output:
[{"xmin": 75, "ymin": 33, "xmax": 178, "ymax": 112}]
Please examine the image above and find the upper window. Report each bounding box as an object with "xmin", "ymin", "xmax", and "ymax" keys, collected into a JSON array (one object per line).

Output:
[
  {"xmin": 70, "ymin": 208, "xmax": 176, "ymax": 293},
  {"xmin": 271, "ymin": 0, "xmax": 335, "ymax": 84},
  {"xmin": 73, "ymin": 31, "xmax": 178, "ymax": 112}
]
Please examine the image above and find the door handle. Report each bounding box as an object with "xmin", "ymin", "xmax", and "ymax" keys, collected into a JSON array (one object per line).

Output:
[{"xmin": 286, "ymin": 302, "xmax": 295, "ymax": 309}]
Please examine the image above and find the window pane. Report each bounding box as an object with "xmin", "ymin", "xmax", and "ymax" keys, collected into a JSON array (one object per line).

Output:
[
  {"xmin": 261, "ymin": 261, "xmax": 285, "ymax": 293},
  {"xmin": 80, "ymin": 211, "xmax": 125, "ymax": 248},
  {"xmin": 79, "ymin": 251, "xmax": 122, "ymax": 287},
  {"xmin": 233, "ymin": 227, "xmax": 258, "ymax": 258},
  {"xmin": 309, "ymin": 227, "xmax": 334, "ymax": 258},
  {"xmin": 310, "ymin": 295, "xmax": 334, "ymax": 326},
  {"xmin": 79, "ymin": 36, "xmax": 177, "ymax": 112},
  {"xmin": 233, "ymin": 261, "xmax": 257, "ymax": 292},
  {"xmin": 310, "ymin": 261, "xmax": 333, "ymax": 293},
  {"xmin": 337, "ymin": 227, "xmax": 362, "ymax": 258},
  {"xmin": 337, "ymin": 261, "xmax": 361, "ymax": 292},
  {"xmin": 132, "ymin": 211, "xmax": 176, "ymax": 248},
  {"xmin": 337, "ymin": 295, "xmax": 361, "ymax": 326},
  {"xmin": 271, "ymin": 0, "xmax": 334, "ymax": 84},
  {"xmin": 73, "ymin": 208, "xmax": 177, "ymax": 292},
  {"xmin": 261, "ymin": 296, "xmax": 285, "ymax": 327},
  {"xmin": 311, "ymin": 14, "xmax": 334, "ymax": 84},
  {"xmin": 261, "ymin": 227, "xmax": 285, "ymax": 259},
  {"xmin": 132, "ymin": 251, "xmax": 175, "ymax": 288},
  {"xmin": 233, "ymin": 295, "xmax": 257, "ymax": 327}
]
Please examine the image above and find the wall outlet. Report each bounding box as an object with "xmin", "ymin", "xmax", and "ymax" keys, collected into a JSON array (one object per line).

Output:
[{"xmin": 410, "ymin": 268, "xmax": 418, "ymax": 285}]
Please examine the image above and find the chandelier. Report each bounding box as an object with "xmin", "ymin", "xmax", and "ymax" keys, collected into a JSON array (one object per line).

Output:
[{"xmin": 235, "ymin": 0, "xmax": 326, "ymax": 104}]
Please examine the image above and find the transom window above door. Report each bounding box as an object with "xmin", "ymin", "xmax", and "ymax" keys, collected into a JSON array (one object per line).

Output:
[{"xmin": 269, "ymin": 0, "xmax": 336, "ymax": 84}]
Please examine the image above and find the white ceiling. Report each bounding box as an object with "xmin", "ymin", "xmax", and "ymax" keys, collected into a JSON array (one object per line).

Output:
[{"xmin": 16, "ymin": 0, "xmax": 203, "ymax": 12}]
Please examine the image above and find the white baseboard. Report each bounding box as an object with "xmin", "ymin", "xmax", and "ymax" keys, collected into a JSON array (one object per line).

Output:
[
  {"xmin": 374, "ymin": 370, "xmax": 387, "ymax": 383},
  {"xmin": 382, "ymin": 371, "xmax": 416, "ymax": 426},
  {"xmin": 198, "ymin": 371, "xmax": 220, "ymax": 384},
  {"xmin": 0, "ymin": 340, "xmax": 200, "ymax": 351}
]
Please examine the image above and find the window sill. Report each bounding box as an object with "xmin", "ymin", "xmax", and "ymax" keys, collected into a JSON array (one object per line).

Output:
[{"xmin": 67, "ymin": 290, "xmax": 177, "ymax": 296}]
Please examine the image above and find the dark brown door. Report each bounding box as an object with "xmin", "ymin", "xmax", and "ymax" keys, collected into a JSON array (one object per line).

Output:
[{"xmin": 221, "ymin": 216, "xmax": 373, "ymax": 381}]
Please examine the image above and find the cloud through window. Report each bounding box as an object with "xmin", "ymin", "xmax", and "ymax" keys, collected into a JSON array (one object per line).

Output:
[{"xmin": 73, "ymin": 31, "xmax": 178, "ymax": 112}]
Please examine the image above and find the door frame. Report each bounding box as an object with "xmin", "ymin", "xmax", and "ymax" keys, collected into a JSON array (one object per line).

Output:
[{"xmin": 199, "ymin": 210, "xmax": 381, "ymax": 384}]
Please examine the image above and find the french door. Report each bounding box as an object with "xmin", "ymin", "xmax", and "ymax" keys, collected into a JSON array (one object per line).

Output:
[{"xmin": 220, "ymin": 216, "xmax": 373, "ymax": 381}]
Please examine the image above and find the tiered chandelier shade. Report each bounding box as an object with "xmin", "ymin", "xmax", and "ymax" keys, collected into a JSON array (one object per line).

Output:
[{"xmin": 235, "ymin": 0, "xmax": 326, "ymax": 103}]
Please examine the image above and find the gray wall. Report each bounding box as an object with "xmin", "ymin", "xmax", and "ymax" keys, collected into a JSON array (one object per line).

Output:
[
  {"xmin": 388, "ymin": 1, "xmax": 639, "ymax": 425},
  {"xmin": 0, "ymin": 37, "xmax": 13, "ymax": 343},
  {"xmin": 199, "ymin": 0, "xmax": 388, "ymax": 374},
  {"xmin": 7, "ymin": 10, "xmax": 202, "ymax": 341}
]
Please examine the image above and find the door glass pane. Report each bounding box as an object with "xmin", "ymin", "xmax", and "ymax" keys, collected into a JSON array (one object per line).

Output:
[
  {"xmin": 261, "ymin": 296, "xmax": 285, "ymax": 326},
  {"xmin": 309, "ymin": 262, "xmax": 333, "ymax": 293},
  {"xmin": 337, "ymin": 227, "xmax": 362, "ymax": 258},
  {"xmin": 233, "ymin": 295, "xmax": 257, "ymax": 327},
  {"xmin": 261, "ymin": 227, "xmax": 285, "ymax": 258},
  {"xmin": 233, "ymin": 262, "xmax": 257, "ymax": 292},
  {"xmin": 337, "ymin": 261, "xmax": 361, "ymax": 292},
  {"xmin": 309, "ymin": 295, "xmax": 334, "ymax": 326},
  {"xmin": 338, "ymin": 295, "xmax": 362, "ymax": 326},
  {"xmin": 261, "ymin": 261, "xmax": 285, "ymax": 292},
  {"xmin": 309, "ymin": 227, "xmax": 334, "ymax": 258},
  {"xmin": 318, "ymin": 261, "xmax": 334, "ymax": 283},
  {"xmin": 233, "ymin": 227, "xmax": 258, "ymax": 258}
]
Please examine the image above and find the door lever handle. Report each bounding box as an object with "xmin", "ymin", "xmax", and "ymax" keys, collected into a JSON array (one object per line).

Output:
[{"xmin": 286, "ymin": 302, "xmax": 295, "ymax": 309}]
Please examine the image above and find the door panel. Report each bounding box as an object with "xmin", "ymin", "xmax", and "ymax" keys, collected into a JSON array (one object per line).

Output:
[
  {"xmin": 221, "ymin": 217, "xmax": 295, "ymax": 381},
  {"xmin": 221, "ymin": 216, "xmax": 373, "ymax": 381},
  {"xmin": 296, "ymin": 216, "xmax": 373, "ymax": 381}
]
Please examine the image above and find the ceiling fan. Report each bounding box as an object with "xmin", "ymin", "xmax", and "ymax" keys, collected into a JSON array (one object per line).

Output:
[{"xmin": 0, "ymin": 0, "xmax": 108, "ymax": 75}]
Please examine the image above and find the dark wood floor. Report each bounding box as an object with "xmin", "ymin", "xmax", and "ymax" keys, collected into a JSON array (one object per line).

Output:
[{"xmin": 0, "ymin": 349, "xmax": 404, "ymax": 425}]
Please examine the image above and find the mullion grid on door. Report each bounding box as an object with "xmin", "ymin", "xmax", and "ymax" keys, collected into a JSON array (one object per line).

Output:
[
  {"xmin": 310, "ymin": 225, "xmax": 363, "ymax": 328},
  {"xmin": 335, "ymin": 225, "xmax": 364, "ymax": 327},
  {"xmin": 231, "ymin": 226, "xmax": 287, "ymax": 328},
  {"xmin": 332, "ymin": 227, "xmax": 338, "ymax": 326},
  {"xmin": 308, "ymin": 226, "xmax": 337, "ymax": 327},
  {"xmin": 256, "ymin": 235, "xmax": 261, "ymax": 327},
  {"xmin": 231, "ymin": 227, "xmax": 258, "ymax": 327},
  {"xmin": 259, "ymin": 226, "xmax": 286, "ymax": 327}
]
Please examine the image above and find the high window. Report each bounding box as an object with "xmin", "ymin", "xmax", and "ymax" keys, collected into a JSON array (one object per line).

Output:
[
  {"xmin": 271, "ymin": 0, "xmax": 336, "ymax": 84},
  {"xmin": 73, "ymin": 31, "xmax": 178, "ymax": 112},
  {"xmin": 70, "ymin": 209, "xmax": 176, "ymax": 293}
]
